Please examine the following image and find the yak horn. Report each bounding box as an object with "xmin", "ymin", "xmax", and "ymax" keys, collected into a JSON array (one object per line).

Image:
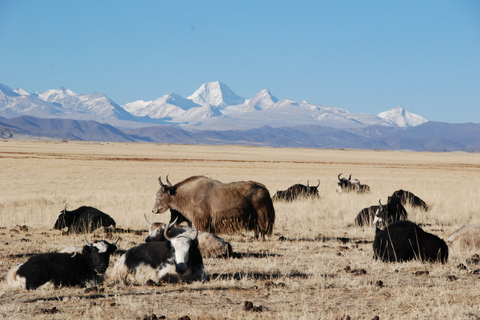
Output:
[
  {"xmin": 192, "ymin": 222, "xmax": 198, "ymax": 241},
  {"xmin": 158, "ymin": 176, "xmax": 166, "ymax": 188},
  {"xmin": 144, "ymin": 213, "xmax": 151, "ymax": 226},
  {"xmin": 164, "ymin": 217, "xmax": 179, "ymax": 241},
  {"xmin": 338, "ymin": 173, "xmax": 342, "ymax": 180},
  {"xmin": 166, "ymin": 175, "xmax": 173, "ymax": 186},
  {"xmin": 113, "ymin": 237, "xmax": 120, "ymax": 246},
  {"xmin": 63, "ymin": 203, "xmax": 69, "ymax": 213},
  {"xmin": 84, "ymin": 235, "xmax": 92, "ymax": 246},
  {"xmin": 315, "ymin": 179, "xmax": 320, "ymax": 187}
]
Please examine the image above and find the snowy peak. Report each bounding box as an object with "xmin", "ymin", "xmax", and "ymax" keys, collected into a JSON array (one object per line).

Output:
[
  {"xmin": 13, "ymin": 88, "xmax": 30, "ymax": 96},
  {"xmin": 37, "ymin": 87, "xmax": 76, "ymax": 102},
  {"xmin": 242, "ymin": 89, "xmax": 279, "ymax": 112},
  {"xmin": 187, "ymin": 81, "xmax": 245, "ymax": 108},
  {"xmin": 378, "ymin": 105, "xmax": 427, "ymax": 127}
]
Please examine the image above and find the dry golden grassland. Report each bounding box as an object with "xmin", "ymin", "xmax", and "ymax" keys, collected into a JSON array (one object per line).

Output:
[{"xmin": 0, "ymin": 139, "xmax": 479, "ymax": 320}]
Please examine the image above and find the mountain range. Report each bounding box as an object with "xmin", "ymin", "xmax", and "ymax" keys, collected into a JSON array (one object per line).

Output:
[{"xmin": 0, "ymin": 81, "xmax": 478, "ymax": 152}]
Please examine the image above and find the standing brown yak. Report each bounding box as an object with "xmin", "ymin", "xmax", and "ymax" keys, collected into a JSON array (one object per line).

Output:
[{"xmin": 152, "ymin": 176, "xmax": 275, "ymax": 239}]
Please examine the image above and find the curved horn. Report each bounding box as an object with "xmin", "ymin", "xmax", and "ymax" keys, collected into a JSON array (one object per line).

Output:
[
  {"xmin": 338, "ymin": 173, "xmax": 342, "ymax": 180},
  {"xmin": 192, "ymin": 222, "xmax": 198, "ymax": 241},
  {"xmin": 113, "ymin": 237, "xmax": 120, "ymax": 246},
  {"xmin": 63, "ymin": 203, "xmax": 68, "ymax": 213},
  {"xmin": 315, "ymin": 179, "xmax": 320, "ymax": 187},
  {"xmin": 166, "ymin": 175, "xmax": 173, "ymax": 186},
  {"xmin": 164, "ymin": 217, "xmax": 179, "ymax": 241},
  {"xmin": 84, "ymin": 235, "xmax": 92, "ymax": 246},
  {"xmin": 159, "ymin": 176, "xmax": 166, "ymax": 188},
  {"xmin": 348, "ymin": 174, "xmax": 352, "ymax": 181},
  {"xmin": 144, "ymin": 213, "xmax": 151, "ymax": 226}
]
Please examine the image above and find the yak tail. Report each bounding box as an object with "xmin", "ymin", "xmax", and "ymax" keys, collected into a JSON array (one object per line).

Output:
[
  {"xmin": 255, "ymin": 193, "xmax": 276, "ymax": 239},
  {"xmin": 110, "ymin": 254, "xmax": 129, "ymax": 284},
  {"xmin": 7, "ymin": 264, "xmax": 25, "ymax": 289}
]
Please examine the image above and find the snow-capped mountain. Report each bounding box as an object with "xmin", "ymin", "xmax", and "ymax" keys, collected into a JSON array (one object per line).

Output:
[
  {"xmin": 0, "ymin": 81, "xmax": 428, "ymax": 130},
  {"xmin": 36, "ymin": 87, "xmax": 136, "ymax": 122},
  {"xmin": 0, "ymin": 83, "xmax": 66, "ymax": 118},
  {"xmin": 187, "ymin": 81, "xmax": 245, "ymax": 108},
  {"xmin": 378, "ymin": 105, "xmax": 427, "ymax": 127},
  {"xmin": 0, "ymin": 84, "xmax": 136, "ymax": 123},
  {"xmin": 122, "ymin": 81, "xmax": 419, "ymax": 129}
]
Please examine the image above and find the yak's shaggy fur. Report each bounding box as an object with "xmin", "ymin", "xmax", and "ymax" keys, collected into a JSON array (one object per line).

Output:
[{"xmin": 152, "ymin": 175, "xmax": 275, "ymax": 239}]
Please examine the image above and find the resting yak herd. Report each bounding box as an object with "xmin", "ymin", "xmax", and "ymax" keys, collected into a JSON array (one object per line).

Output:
[{"xmin": 6, "ymin": 173, "xmax": 473, "ymax": 290}]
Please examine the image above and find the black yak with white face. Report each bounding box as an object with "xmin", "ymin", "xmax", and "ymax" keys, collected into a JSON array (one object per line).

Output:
[
  {"xmin": 7, "ymin": 237, "xmax": 118, "ymax": 290},
  {"xmin": 355, "ymin": 196, "xmax": 407, "ymax": 227},
  {"xmin": 373, "ymin": 220, "xmax": 448, "ymax": 264},
  {"xmin": 54, "ymin": 204, "xmax": 116, "ymax": 234},
  {"xmin": 111, "ymin": 219, "xmax": 207, "ymax": 284},
  {"xmin": 372, "ymin": 196, "xmax": 408, "ymax": 228}
]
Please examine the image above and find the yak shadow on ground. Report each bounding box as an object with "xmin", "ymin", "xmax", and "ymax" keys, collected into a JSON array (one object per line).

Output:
[{"xmin": 276, "ymin": 234, "xmax": 372, "ymax": 244}]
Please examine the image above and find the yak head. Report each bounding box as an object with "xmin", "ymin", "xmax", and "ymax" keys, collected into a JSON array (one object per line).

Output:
[
  {"xmin": 82, "ymin": 236, "xmax": 119, "ymax": 276},
  {"xmin": 373, "ymin": 196, "xmax": 406, "ymax": 228},
  {"xmin": 152, "ymin": 176, "xmax": 176, "ymax": 214},
  {"xmin": 163, "ymin": 218, "xmax": 199, "ymax": 276},
  {"xmin": 144, "ymin": 214, "xmax": 166, "ymax": 242},
  {"xmin": 337, "ymin": 173, "xmax": 350, "ymax": 192},
  {"xmin": 307, "ymin": 179, "xmax": 320, "ymax": 196},
  {"xmin": 54, "ymin": 204, "xmax": 74, "ymax": 230}
]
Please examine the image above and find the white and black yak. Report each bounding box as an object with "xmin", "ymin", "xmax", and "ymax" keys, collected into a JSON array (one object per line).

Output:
[
  {"xmin": 7, "ymin": 237, "xmax": 118, "ymax": 290},
  {"xmin": 144, "ymin": 215, "xmax": 233, "ymax": 258},
  {"xmin": 111, "ymin": 219, "xmax": 207, "ymax": 284}
]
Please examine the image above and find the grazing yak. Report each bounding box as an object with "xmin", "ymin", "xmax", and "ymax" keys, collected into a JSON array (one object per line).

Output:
[
  {"xmin": 152, "ymin": 175, "xmax": 275, "ymax": 239},
  {"xmin": 391, "ymin": 189, "xmax": 429, "ymax": 211},
  {"xmin": 337, "ymin": 173, "xmax": 370, "ymax": 194},
  {"xmin": 111, "ymin": 219, "xmax": 207, "ymax": 284},
  {"xmin": 144, "ymin": 215, "xmax": 233, "ymax": 258},
  {"xmin": 272, "ymin": 180, "xmax": 320, "ymax": 201},
  {"xmin": 7, "ymin": 237, "xmax": 118, "ymax": 290},
  {"xmin": 373, "ymin": 220, "xmax": 448, "ymax": 263},
  {"xmin": 446, "ymin": 224, "xmax": 480, "ymax": 250},
  {"xmin": 54, "ymin": 204, "xmax": 116, "ymax": 234}
]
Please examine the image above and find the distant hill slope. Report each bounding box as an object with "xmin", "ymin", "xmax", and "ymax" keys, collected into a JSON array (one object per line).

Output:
[
  {"xmin": 0, "ymin": 116, "xmax": 478, "ymax": 152},
  {"xmin": 0, "ymin": 116, "xmax": 136, "ymax": 142}
]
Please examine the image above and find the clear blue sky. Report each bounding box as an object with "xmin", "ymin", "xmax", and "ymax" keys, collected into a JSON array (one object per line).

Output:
[{"xmin": 1, "ymin": 1, "xmax": 479, "ymax": 123}]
